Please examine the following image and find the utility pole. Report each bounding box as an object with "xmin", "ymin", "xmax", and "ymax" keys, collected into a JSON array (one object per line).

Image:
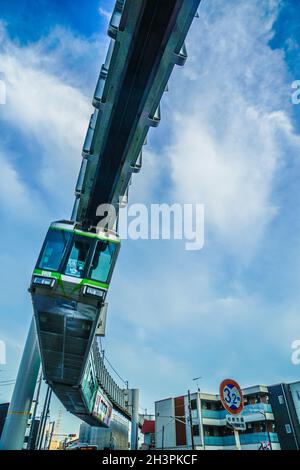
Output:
[
  {"xmin": 36, "ymin": 385, "xmax": 52, "ymax": 450},
  {"xmin": 188, "ymin": 390, "xmax": 195, "ymax": 450},
  {"xmin": 193, "ymin": 375, "xmax": 205, "ymax": 449},
  {"xmin": 47, "ymin": 421, "xmax": 55, "ymax": 450},
  {"xmin": 41, "ymin": 387, "xmax": 52, "ymax": 450},
  {"xmin": 27, "ymin": 370, "xmax": 42, "ymax": 450},
  {"xmin": 252, "ymin": 409, "xmax": 272, "ymax": 450}
]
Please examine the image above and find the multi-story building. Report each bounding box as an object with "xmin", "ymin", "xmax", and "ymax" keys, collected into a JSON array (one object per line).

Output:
[
  {"xmin": 140, "ymin": 419, "xmax": 155, "ymax": 450},
  {"xmin": 79, "ymin": 411, "xmax": 129, "ymax": 450},
  {"xmin": 268, "ymin": 381, "xmax": 300, "ymax": 450},
  {"xmin": 155, "ymin": 381, "xmax": 300, "ymax": 450}
]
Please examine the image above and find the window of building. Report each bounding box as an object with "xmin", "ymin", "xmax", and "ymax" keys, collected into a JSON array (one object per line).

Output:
[
  {"xmin": 190, "ymin": 399, "xmax": 197, "ymax": 410},
  {"xmin": 285, "ymin": 424, "xmax": 292, "ymax": 434},
  {"xmin": 296, "ymin": 390, "xmax": 300, "ymax": 401},
  {"xmin": 278, "ymin": 395, "xmax": 284, "ymax": 405},
  {"xmin": 192, "ymin": 425, "xmax": 200, "ymax": 437}
]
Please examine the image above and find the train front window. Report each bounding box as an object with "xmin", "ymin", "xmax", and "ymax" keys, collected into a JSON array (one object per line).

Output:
[
  {"xmin": 89, "ymin": 240, "xmax": 117, "ymax": 283},
  {"xmin": 38, "ymin": 229, "xmax": 71, "ymax": 272},
  {"xmin": 65, "ymin": 237, "xmax": 91, "ymax": 278}
]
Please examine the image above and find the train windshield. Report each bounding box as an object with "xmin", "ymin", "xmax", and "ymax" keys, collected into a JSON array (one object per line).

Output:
[
  {"xmin": 38, "ymin": 229, "xmax": 72, "ymax": 272},
  {"xmin": 89, "ymin": 240, "xmax": 117, "ymax": 283},
  {"xmin": 65, "ymin": 236, "xmax": 91, "ymax": 278}
]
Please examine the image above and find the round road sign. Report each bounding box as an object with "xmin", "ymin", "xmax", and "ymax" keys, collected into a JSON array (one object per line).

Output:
[{"xmin": 220, "ymin": 378, "xmax": 244, "ymax": 415}]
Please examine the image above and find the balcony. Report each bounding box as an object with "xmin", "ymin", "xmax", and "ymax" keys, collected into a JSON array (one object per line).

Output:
[
  {"xmin": 201, "ymin": 403, "xmax": 272, "ymax": 420},
  {"xmin": 204, "ymin": 435, "xmax": 235, "ymax": 446},
  {"xmin": 243, "ymin": 403, "xmax": 273, "ymax": 414},
  {"xmin": 240, "ymin": 432, "xmax": 279, "ymax": 445},
  {"xmin": 202, "ymin": 409, "xmax": 227, "ymax": 419},
  {"xmin": 204, "ymin": 432, "xmax": 279, "ymax": 447}
]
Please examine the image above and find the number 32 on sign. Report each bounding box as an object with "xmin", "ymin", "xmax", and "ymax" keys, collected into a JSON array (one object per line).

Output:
[{"xmin": 220, "ymin": 379, "xmax": 244, "ymax": 415}]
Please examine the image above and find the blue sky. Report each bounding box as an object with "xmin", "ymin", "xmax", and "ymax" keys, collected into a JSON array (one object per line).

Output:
[{"xmin": 1, "ymin": 0, "xmax": 300, "ymax": 436}]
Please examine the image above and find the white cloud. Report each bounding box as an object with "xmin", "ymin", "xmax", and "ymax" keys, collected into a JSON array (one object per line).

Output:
[
  {"xmin": 162, "ymin": 0, "xmax": 300, "ymax": 260},
  {"xmin": 99, "ymin": 7, "xmax": 111, "ymax": 21},
  {"xmin": 1, "ymin": 0, "xmax": 300, "ymax": 414},
  {"xmin": 0, "ymin": 149, "xmax": 34, "ymax": 216},
  {"xmin": 102, "ymin": 0, "xmax": 300, "ymax": 407},
  {"xmin": 0, "ymin": 23, "xmax": 104, "ymax": 213}
]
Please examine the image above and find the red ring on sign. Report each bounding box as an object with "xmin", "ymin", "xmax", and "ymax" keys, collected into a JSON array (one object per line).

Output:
[{"xmin": 219, "ymin": 378, "xmax": 244, "ymax": 415}]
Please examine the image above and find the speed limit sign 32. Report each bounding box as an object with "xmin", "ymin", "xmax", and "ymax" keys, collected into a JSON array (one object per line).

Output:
[{"xmin": 220, "ymin": 379, "xmax": 244, "ymax": 415}]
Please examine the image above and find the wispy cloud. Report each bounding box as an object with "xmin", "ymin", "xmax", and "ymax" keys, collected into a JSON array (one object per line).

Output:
[
  {"xmin": 99, "ymin": 7, "xmax": 111, "ymax": 21},
  {"xmin": 164, "ymin": 0, "xmax": 300, "ymax": 260},
  {"xmin": 0, "ymin": 23, "xmax": 104, "ymax": 409},
  {"xmin": 0, "ymin": 24, "xmax": 100, "ymax": 213},
  {"xmin": 105, "ymin": 0, "xmax": 300, "ymax": 404},
  {"xmin": 1, "ymin": 0, "xmax": 300, "ymax": 416}
]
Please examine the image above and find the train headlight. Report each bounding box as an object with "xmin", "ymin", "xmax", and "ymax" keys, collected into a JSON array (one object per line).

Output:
[
  {"xmin": 33, "ymin": 276, "xmax": 54, "ymax": 287},
  {"xmin": 84, "ymin": 286, "xmax": 105, "ymax": 298}
]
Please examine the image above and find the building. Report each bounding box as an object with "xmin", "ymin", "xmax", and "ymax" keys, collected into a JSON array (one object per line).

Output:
[
  {"xmin": 141, "ymin": 420, "xmax": 155, "ymax": 449},
  {"xmin": 25, "ymin": 418, "xmax": 40, "ymax": 450},
  {"xmin": 79, "ymin": 412, "xmax": 129, "ymax": 450},
  {"xmin": 155, "ymin": 382, "xmax": 300, "ymax": 450},
  {"xmin": 268, "ymin": 381, "xmax": 300, "ymax": 450}
]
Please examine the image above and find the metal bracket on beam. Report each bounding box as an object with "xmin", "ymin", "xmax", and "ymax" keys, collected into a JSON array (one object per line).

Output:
[
  {"xmin": 82, "ymin": 109, "xmax": 99, "ymax": 157},
  {"xmin": 93, "ymin": 40, "xmax": 115, "ymax": 108},
  {"xmin": 130, "ymin": 150, "xmax": 143, "ymax": 174},
  {"xmin": 108, "ymin": 0, "xmax": 125, "ymax": 39},
  {"xmin": 173, "ymin": 42, "xmax": 188, "ymax": 66},
  {"xmin": 93, "ymin": 67, "xmax": 108, "ymax": 108},
  {"xmin": 148, "ymin": 103, "xmax": 161, "ymax": 127}
]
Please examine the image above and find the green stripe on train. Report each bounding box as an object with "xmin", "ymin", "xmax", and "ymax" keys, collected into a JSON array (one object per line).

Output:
[{"xmin": 33, "ymin": 269, "xmax": 109, "ymax": 290}]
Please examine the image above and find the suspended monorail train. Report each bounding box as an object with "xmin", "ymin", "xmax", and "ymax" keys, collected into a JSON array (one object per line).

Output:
[{"xmin": 30, "ymin": 220, "xmax": 120, "ymax": 387}]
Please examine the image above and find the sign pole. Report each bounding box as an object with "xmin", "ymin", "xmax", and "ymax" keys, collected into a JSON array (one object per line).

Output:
[
  {"xmin": 234, "ymin": 428, "xmax": 241, "ymax": 450},
  {"xmin": 220, "ymin": 378, "xmax": 244, "ymax": 451}
]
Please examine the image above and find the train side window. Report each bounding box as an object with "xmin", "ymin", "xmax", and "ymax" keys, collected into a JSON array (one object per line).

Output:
[
  {"xmin": 89, "ymin": 241, "xmax": 117, "ymax": 283},
  {"xmin": 65, "ymin": 236, "xmax": 91, "ymax": 278},
  {"xmin": 38, "ymin": 229, "xmax": 72, "ymax": 272}
]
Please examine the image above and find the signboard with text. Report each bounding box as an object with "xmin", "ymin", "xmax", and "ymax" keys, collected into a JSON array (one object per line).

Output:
[
  {"xmin": 226, "ymin": 414, "xmax": 246, "ymax": 431},
  {"xmin": 92, "ymin": 388, "xmax": 113, "ymax": 427}
]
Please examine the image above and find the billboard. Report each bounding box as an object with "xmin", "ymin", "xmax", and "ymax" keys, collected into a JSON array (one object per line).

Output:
[
  {"xmin": 92, "ymin": 388, "xmax": 113, "ymax": 427},
  {"xmin": 81, "ymin": 359, "xmax": 98, "ymax": 413}
]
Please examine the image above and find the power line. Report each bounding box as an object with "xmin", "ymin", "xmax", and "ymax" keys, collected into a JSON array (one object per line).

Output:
[
  {"xmin": 97, "ymin": 338, "xmax": 128, "ymax": 387},
  {"xmin": 104, "ymin": 354, "xmax": 128, "ymax": 387},
  {"xmin": 0, "ymin": 381, "xmax": 15, "ymax": 387}
]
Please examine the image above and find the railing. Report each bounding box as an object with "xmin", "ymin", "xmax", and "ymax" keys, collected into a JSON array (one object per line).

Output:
[
  {"xmin": 240, "ymin": 432, "xmax": 279, "ymax": 445},
  {"xmin": 202, "ymin": 403, "xmax": 273, "ymax": 420},
  {"xmin": 204, "ymin": 435, "xmax": 235, "ymax": 446},
  {"xmin": 202, "ymin": 409, "xmax": 227, "ymax": 419},
  {"xmin": 243, "ymin": 403, "xmax": 273, "ymax": 414},
  {"xmin": 92, "ymin": 343, "xmax": 130, "ymax": 417},
  {"xmin": 204, "ymin": 432, "xmax": 279, "ymax": 447}
]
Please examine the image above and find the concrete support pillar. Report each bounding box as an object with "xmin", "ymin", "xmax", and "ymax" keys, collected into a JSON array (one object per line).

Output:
[
  {"xmin": 129, "ymin": 388, "xmax": 139, "ymax": 450},
  {"xmin": 0, "ymin": 317, "xmax": 40, "ymax": 450}
]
